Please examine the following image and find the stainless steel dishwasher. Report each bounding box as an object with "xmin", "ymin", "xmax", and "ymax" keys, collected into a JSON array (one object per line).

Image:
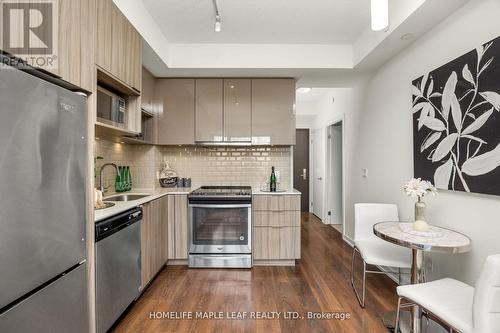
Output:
[{"xmin": 95, "ymin": 207, "xmax": 142, "ymax": 333}]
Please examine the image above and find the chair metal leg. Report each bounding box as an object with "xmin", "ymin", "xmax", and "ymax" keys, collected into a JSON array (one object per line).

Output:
[
  {"xmin": 350, "ymin": 246, "xmax": 366, "ymax": 307},
  {"xmin": 362, "ymin": 260, "xmax": 366, "ymax": 305},
  {"xmin": 394, "ymin": 297, "xmax": 402, "ymax": 333},
  {"xmin": 422, "ymin": 311, "xmax": 430, "ymax": 333}
]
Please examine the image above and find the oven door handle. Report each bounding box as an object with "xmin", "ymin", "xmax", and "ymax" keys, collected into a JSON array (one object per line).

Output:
[{"xmin": 189, "ymin": 204, "xmax": 252, "ymax": 209}]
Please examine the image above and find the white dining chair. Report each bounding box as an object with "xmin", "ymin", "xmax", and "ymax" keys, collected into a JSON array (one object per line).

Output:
[
  {"xmin": 394, "ymin": 254, "xmax": 500, "ymax": 333},
  {"xmin": 351, "ymin": 203, "xmax": 412, "ymax": 307}
]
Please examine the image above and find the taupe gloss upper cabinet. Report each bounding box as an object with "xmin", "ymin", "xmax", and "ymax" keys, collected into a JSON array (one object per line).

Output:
[
  {"xmin": 224, "ymin": 79, "xmax": 252, "ymax": 142},
  {"xmin": 195, "ymin": 79, "xmax": 223, "ymax": 142},
  {"xmin": 155, "ymin": 79, "xmax": 195, "ymax": 145},
  {"xmin": 252, "ymin": 79, "xmax": 296, "ymax": 145},
  {"xmin": 195, "ymin": 79, "xmax": 252, "ymax": 143}
]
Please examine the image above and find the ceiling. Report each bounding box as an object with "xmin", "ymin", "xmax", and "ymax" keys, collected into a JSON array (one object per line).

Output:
[
  {"xmin": 296, "ymin": 88, "xmax": 331, "ymax": 103},
  {"xmin": 118, "ymin": 0, "xmax": 470, "ymax": 85},
  {"xmin": 142, "ymin": 0, "xmax": 371, "ymax": 44}
]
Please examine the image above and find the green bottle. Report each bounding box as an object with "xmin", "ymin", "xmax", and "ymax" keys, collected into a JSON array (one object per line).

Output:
[
  {"xmin": 270, "ymin": 166, "xmax": 277, "ymax": 192},
  {"xmin": 115, "ymin": 166, "xmax": 123, "ymax": 192},
  {"xmin": 122, "ymin": 166, "xmax": 128, "ymax": 192},
  {"xmin": 126, "ymin": 166, "xmax": 132, "ymax": 191}
]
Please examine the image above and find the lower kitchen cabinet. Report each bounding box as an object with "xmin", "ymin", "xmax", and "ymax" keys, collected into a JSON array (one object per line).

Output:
[
  {"xmin": 140, "ymin": 196, "xmax": 168, "ymax": 289},
  {"xmin": 253, "ymin": 227, "xmax": 300, "ymax": 260},
  {"xmin": 167, "ymin": 195, "xmax": 189, "ymax": 260},
  {"xmin": 252, "ymin": 194, "xmax": 301, "ymax": 263}
]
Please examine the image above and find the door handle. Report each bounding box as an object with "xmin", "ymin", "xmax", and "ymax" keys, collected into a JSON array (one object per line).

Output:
[
  {"xmin": 317, "ymin": 177, "xmax": 323, "ymax": 181},
  {"xmin": 301, "ymin": 168, "xmax": 307, "ymax": 180}
]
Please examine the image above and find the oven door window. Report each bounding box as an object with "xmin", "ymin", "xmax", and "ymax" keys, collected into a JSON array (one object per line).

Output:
[{"xmin": 192, "ymin": 207, "xmax": 249, "ymax": 245}]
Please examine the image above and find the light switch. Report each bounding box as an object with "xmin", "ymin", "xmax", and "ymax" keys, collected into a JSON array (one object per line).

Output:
[{"xmin": 362, "ymin": 168, "xmax": 368, "ymax": 178}]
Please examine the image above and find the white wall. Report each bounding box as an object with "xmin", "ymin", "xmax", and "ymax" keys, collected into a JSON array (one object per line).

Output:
[
  {"xmin": 296, "ymin": 88, "xmax": 362, "ymax": 229},
  {"xmin": 348, "ymin": 0, "xmax": 500, "ymax": 286}
]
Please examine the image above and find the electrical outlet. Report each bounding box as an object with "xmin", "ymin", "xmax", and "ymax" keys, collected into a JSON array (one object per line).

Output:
[{"xmin": 362, "ymin": 168, "xmax": 368, "ymax": 178}]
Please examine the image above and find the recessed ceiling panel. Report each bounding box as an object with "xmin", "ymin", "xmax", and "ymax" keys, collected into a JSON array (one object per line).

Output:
[{"xmin": 143, "ymin": 0, "xmax": 371, "ymax": 44}]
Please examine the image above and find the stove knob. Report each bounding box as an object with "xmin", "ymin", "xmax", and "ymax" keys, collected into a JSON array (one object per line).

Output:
[{"xmin": 240, "ymin": 235, "xmax": 245, "ymax": 241}]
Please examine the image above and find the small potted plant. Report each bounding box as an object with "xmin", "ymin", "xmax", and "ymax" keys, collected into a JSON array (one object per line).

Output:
[{"xmin": 403, "ymin": 178, "xmax": 437, "ymax": 231}]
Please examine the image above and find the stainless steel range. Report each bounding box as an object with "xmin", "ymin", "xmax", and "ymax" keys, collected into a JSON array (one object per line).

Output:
[{"xmin": 188, "ymin": 186, "xmax": 252, "ymax": 268}]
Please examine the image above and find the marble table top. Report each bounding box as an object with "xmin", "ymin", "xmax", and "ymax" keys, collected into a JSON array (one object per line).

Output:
[{"xmin": 373, "ymin": 222, "xmax": 472, "ymax": 254}]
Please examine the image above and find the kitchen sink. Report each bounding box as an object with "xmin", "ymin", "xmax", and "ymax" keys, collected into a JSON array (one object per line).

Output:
[{"xmin": 105, "ymin": 194, "xmax": 149, "ymax": 202}]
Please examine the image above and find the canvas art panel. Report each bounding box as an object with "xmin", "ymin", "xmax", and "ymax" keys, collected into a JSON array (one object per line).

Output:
[{"xmin": 412, "ymin": 35, "xmax": 500, "ymax": 196}]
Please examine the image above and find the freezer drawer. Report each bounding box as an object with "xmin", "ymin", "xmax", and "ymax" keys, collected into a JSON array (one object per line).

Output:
[{"xmin": 0, "ymin": 263, "xmax": 88, "ymax": 333}]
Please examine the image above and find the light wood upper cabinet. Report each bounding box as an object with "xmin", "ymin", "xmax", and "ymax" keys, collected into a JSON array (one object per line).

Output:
[
  {"xmin": 130, "ymin": 30, "xmax": 143, "ymax": 91},
  {"xmin": 224, "ymin": 79, "xmax": 252, "ymax": 142},
  {"xmin": 156, "ymin": 79, "xmax": 195, "ymax": 145},
  {"xmin": 21, "ymin": 0, "xmax": 95, "ymax": 92},
  {"xmin": 251, "ymin": 79, "xmax": 296, "ymax": 145},
  {"xmin": 195, "ymin": 79, "xmax": 224, "ymax": 142},
  {"xmin": 110, "ymin": 4, "xmax": 125, "ymax": 82},
  {"xmin": 167, "ymin": 195, "xmax": 188, "ymax": 260},
  {"xmin": 96, "ymin": 0, "xmax": 112, "ymax": 73},
  {"xmin": 141, "ymin": 67, "xmax": 155, "ymax": 113},
  {"xmin": 96, "ymin": 0, "xmax": 142, "ymax": 92}
]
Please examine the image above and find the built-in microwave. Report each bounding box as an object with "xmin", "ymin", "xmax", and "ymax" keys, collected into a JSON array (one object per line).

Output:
[{"xmin": 96, "ymin": 86, "xmax": 126, "ymax": 128}]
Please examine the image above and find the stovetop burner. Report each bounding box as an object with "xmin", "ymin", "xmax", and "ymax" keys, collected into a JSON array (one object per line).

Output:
[
  {"xmin": 190, "ymin": 186, "xmax": 252, "ymax": 196},
  {"xmin": 188, "ymin": 186, "xmax": 252, "ymax": 202}
]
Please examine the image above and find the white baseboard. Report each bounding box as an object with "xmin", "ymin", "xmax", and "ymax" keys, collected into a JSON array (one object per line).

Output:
[{"xmin": 342, "ymin": 234, "xmax": 354, "ymax": 247}]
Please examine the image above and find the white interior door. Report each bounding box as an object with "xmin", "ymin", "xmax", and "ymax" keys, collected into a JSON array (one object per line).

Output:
[
  {"xmin": 328, "ymin": 124, "xmax": 343, "ymax": 225},
  {"xmin": 312, "ymin": 128, "xmax": 325, "ymax": 221}
]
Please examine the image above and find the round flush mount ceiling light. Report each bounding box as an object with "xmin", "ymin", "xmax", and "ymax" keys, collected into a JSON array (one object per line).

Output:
[
  {"xmin": 371, "ymin": 0, "xmax": 389, "ymax": 31},
  {"xmin": 296, "ymin": 87, "xmax": 312, "ymax": 94}
]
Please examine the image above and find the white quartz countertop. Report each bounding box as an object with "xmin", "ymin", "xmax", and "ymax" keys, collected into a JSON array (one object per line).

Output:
[
  {"xmin": 94, "ymin": 187, "xmax": 301, "ymax": 222},
  {"xmin": 94, "ymin": 188, "xmax": 191, "ymax": 222}
]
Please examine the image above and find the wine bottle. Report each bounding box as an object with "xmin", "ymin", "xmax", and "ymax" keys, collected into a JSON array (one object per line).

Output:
[{"xmin": 270, "ymin": 166, "xmax": 277, "ymax": 192}]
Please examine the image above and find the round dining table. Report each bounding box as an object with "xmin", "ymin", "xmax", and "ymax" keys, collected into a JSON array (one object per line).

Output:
[{"xmin": 373, "ymin": 222, "xmax": 471, "ymax": 333}]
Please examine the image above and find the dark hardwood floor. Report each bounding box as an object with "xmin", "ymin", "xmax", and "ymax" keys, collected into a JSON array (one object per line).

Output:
[{"xmin": 113, "ymin": 213, "xmax": 397, "ymax": 333}]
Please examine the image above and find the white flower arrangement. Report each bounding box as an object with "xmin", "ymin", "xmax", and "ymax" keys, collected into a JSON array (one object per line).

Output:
[{"xmin": 403, "ymin": 178, "xmax": 437, "ymax": 199}]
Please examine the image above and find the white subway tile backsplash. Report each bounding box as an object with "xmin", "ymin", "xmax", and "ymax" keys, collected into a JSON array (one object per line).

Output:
[{"xmin": 94, "ymin": 139, "xmax": 291, "ymax": 194}]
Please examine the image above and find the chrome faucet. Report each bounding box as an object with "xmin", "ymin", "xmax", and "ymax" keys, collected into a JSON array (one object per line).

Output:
[{"xmin": 99, "ymin": 163, "xmax": 119, "ymax": 193}]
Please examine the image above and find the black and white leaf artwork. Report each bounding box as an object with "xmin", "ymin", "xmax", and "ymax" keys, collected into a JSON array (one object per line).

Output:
[{"xmin": 412, "ymin": 36, "xmax": 500, "ymax": 196}]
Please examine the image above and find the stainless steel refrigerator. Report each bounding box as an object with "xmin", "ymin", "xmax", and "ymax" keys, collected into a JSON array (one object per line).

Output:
[{"xmin": 0, "ymin": 61, "xmax": 88, "ymax": 333}]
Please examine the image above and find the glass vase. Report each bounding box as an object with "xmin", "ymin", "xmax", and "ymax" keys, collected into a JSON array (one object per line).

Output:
[{"xmin": 413, "ymin": 198, "xmax": 429, "ymax": 231}]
